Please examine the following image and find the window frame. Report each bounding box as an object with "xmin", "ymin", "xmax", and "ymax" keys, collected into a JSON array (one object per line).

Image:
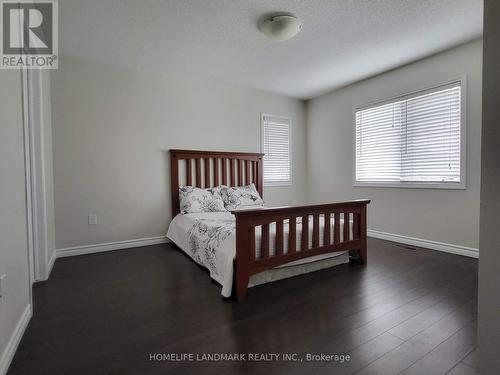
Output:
[
  {"xmin": 260, "ymin": 113, "xmax": 292, "ymax": 187},
  {"xmin": 352, "ymin": 76, "xmax": 467, "ymax": 190}
]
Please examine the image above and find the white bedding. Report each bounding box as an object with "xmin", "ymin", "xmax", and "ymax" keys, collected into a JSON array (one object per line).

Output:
[{"xmin": 166, "ymin": 211, "xmax": 352, "ymax": 297}]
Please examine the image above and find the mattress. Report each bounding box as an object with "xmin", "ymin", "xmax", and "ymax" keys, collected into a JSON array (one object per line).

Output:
[{"xmin": 167, "ymin": 211, "xmax": 351, "ymax": 297}]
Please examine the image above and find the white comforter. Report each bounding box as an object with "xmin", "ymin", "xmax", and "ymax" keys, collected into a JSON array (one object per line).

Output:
[{"xmin": 166, "ymin": 211, "xmax": 351, "ymax": 297}]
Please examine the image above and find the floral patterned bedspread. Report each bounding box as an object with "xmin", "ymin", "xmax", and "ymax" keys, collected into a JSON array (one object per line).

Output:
[
  {"xmin": 167, "ymin": 211, "xmax": 238, "ymax": 297},
  {"xmin": 187, "ymin": 217, "xmax": 235, "ymax": 277}
]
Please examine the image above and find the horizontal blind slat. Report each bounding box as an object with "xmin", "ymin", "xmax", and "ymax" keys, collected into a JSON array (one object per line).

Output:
[
  {"xmin": 262, "ymin": 115, "xmax": 291, "ymax": 184},
  {"xmin": 355, "ymin": 83, "xmax": 461, "ymax": 184}
]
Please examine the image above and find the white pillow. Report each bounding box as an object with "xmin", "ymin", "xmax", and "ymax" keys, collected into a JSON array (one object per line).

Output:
[
  {"xmin": 179, "ymin": 186, "xmax": 226, "ymax": 214},
  {"xmin": 220, "ymin": 184, "xmax": 264, "ymax": 211}
]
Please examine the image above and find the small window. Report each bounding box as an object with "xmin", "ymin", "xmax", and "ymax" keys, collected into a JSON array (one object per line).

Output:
[
  {"xmin": 261, "ymin": 114, "xmax": 291, "ymax": 185},
  {"xmin": 354, "ymin": 80, "xmax": 465, "ymax": 189}
]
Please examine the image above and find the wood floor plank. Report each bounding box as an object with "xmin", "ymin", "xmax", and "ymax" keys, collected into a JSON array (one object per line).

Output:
[
  {"xmin": 400, "ymin": 321, "xmax": 477, "ymax": 375},
  {"xmin": 6, "ymin": 238, "xmax": 478, "ymax": 375},
  {"xmin": 461, "ymin": 348, "xmax": 478, "ymax": 369},
  {"xmin": 388, "ymin": 284, "xmax": 477, "ymax": 340},
  {"xmin": 311, "ymin": 332, "xmax": 404, "ymax": 375},
  {"xmin": 446, "ymin": 362, "xmax": 478, "ymax": 375},
  {"xmin": 355, "ymin": 302, "xmax": 476, "ymax": 375}
]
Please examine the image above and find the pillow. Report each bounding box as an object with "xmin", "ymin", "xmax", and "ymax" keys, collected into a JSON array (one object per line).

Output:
[
  {"xmin": 179, "ymin": 186, "xmax": 226, "ymax": 214},
  {"xmin": 220, "ymin": 184, "xmax": 264, "ymax": 211}
]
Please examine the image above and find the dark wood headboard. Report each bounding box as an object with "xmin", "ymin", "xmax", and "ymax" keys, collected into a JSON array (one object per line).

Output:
[{"xmin": 170, "ymin": 149, "xmax": 264, "ymax": 217}]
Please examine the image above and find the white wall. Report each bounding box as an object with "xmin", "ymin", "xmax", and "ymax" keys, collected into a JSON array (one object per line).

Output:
[
  {"xmin": 28, "ymin": 69, "xmax": 56, "ymax": 280},
  {"xmin": 478, "ymin": 1, "xmax": 500, "ymax": 372},
  {"xmin": 0, "ymin": 71, "xmax": 31, "ymax": 374},
  {"xmin": 51, "ymin": 55, "xmax": 307, "ymax": 249},
  {"xmin": 306, "ymin": 40, "xmax": 482, "ymax": 251},
  {"xmin": 41, "ymin": 70, "xmax": 56, "ymax": 271}
]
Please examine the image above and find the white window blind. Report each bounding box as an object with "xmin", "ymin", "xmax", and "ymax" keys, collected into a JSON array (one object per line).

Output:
[
  {"xmin": 355, "ymin": 81, "xmax": 463, "ymax": 187},
  {"xmin": 261, "ymin": 114, "xmax": 291, "ymax": 185}
]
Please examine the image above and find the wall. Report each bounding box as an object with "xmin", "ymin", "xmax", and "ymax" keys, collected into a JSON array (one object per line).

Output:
[
  {"xmin": 41, "ymin": 70, "xmax": 56, "ymax": 273},
  {"xmin": 306, "ymin": 40, "xmax": 482, "ymax": 251},
  {"xmin": 28, "ymin": 69, "xmax": 56, "ymax": 280},
  {"xmin": 0, "ymin": 71, "xmax": 31, "ymax": 374},
  {"xmin": 478, "ymin": 0, "xmax": 500, "ymax": 372},
  {"xmin": 51, "ymin": 55, "xmax": 307, "ymax": 249}
]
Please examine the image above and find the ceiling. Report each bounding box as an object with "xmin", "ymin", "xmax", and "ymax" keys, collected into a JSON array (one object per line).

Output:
[{"xmin": 59, "ymin": 0, "xmax": 483, "ymax": 100}]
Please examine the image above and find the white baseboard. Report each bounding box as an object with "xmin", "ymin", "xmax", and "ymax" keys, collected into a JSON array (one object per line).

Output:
[
  {"xmin": 56, "ymin": 236, "xmax": 169, "ymax": 258},
  {"xmin": 46, "ymin": 250, "xmax": 56, "ymax": 278},
  {"xmin": 0, "ymin": 304, "xmax": 32, "ymax": 375},
  {"xmin": 368, "ymin": 229, "xmax": 479, "ymax": 258}
]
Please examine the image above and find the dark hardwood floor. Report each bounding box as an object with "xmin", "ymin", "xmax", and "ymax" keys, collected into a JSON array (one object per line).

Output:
[{"xmin": 8, "ymin": 238, "xmax": 478, "ymax": 375}]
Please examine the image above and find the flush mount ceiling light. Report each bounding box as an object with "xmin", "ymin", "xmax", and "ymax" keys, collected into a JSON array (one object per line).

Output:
[{"xmin": 258, "ymin": 14, "xmax": 302, "ymax": 41}]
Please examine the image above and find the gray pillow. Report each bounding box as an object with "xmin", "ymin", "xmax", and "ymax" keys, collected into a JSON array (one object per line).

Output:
[
  {"xmin": 220, "ymin": 184, "xmax": 264, "ymax": 211},
  {"xmin": 179, "ymin": 186, "xmax": 226, "ymax": 214}
]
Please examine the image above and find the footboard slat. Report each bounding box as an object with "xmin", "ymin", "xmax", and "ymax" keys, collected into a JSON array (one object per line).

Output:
[
  {"xmin": 276, "ymin": 220, "xmax": 284, "ymax": 255},
  {"xmin": 312, "ymin": 214, "xmax": 320, "ymax": 248},
  {"xmin": 289, "ymin": 217, "xmax": 296, "ymax": 254},
  {"xmin": 261, "ymin": 224, "xmax": 269, "ymax": 259},
  {"xmin": 301, "ymin": 215, "xmax": 309, "ymax": 251},
  {"xmin": 343, "ymin": 212, "xmax": 350, "ymax": 242},
  {"xmin": 232, "ymin": 199, "xmax": 370, "ymax": 300},
  {"xmin": 334, "ymin": 213, "xmax": 340, "ymax": 244},
  {"xmin": 324, "ymin": 213, "xmax": 331, "ymax": 245}
]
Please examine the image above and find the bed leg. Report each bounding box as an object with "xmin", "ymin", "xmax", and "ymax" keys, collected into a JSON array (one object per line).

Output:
[
  {"xmin": 358, "ymin": 247, "xmax": 367, "ymax": 264},
  {"xmin": 234, "ymin": 217, "xmax": 251, "ymax": 301},
  {"xmin": 236, "ymin": 272, "xmax": 249, "ymax": 301}
]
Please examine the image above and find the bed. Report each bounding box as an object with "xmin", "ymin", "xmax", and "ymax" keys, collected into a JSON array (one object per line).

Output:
[{"xmin": 168, "ymin": 149, "xmax": 370, "ymax": 300}]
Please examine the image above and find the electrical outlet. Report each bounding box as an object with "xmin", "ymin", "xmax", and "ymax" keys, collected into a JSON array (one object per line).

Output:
[
  {"xmin": 88, "ymin": 214, "xmax": 97, "ymax": 225},
  {"xmin": 0, "ymin": 274, "xmax": 6, "ymax": 299}
]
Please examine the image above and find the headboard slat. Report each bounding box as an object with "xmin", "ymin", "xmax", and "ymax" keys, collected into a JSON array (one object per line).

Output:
[
  {"xmin": 205, "ymin": 158, "xmax": 211, "ymax": 188},
  {"xmin": 170, "ymin": 149, "xmax": 264, "ymax": 217},
  {"xmin": 245, "ymin": 160, "xmax": 250, "ymax": 185},
  {"xmin": 186, "ymin": 159, "xmax": 192, "ymax": 186},
  {"xmin": 222, "ymin": 158, "xmax": 227, "ymax": 185},
  {"xmin": 214, "ymin": 158, "xmax": 219, "ymax": 186},
  {"xmin": 230, "ymin": 159, "xmax": 236, "ymax": 186},
  {"xmin": 238, "ymin": 159, "xmax": 243, "ymax": 186},
  {"xmin": 195, "ymin": 158, "xmax": 202, "ymax": 188}
]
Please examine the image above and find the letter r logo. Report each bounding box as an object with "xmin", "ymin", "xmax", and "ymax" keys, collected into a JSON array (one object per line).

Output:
[{"xmin": 2, "ymin": 1, "xmax": 54, "ymax": 54}]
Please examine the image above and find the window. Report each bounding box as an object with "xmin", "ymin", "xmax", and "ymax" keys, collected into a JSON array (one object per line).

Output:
[
  {"xmin": 354, "ymin": 80, "xmax": 465, "ymax": 188},
  {"xmin": 261, "ymin": 114, "xmax": 291, "ymax": 185}
]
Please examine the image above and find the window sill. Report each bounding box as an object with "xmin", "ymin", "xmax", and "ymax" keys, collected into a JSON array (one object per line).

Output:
[{"xmin": 353, "ymin": 182, "xmax": 466, "ymax": 190}]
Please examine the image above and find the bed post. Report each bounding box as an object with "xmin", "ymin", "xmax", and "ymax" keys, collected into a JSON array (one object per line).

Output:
[
  {"xmin": 358, "ymin": 203, "xmax": 368, "ymax": 264},
  {"xmin": 235, "ymin": 216, "xmax": 250, "ymax": 301},
  {"xmin": 170, "ymin": 151, "xmax": 180, "ymax": 217}
]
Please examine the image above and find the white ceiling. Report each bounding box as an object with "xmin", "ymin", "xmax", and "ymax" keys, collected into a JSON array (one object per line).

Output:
[{"xmin": 60, "ymin": 0, "xmax": 483, "ymax": 99}]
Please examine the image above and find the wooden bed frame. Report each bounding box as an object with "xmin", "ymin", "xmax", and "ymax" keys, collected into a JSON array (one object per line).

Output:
[{"xmin": 170, "ymin": 149, "xmax": 370, "ymax": 300}]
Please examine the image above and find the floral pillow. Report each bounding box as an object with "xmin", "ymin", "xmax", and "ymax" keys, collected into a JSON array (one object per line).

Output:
[
  {"xmin": 220, "ymin": 184, "xmax": 264, "ymax": 211},
  {"xmin": 179, "ymin": 186, "xmax": 227, "ymax": 214}
]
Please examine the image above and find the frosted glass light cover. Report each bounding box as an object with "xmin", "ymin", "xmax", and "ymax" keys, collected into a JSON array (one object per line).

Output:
[{"xmin": 259, "ymin": 15, "xmax": 302, "ymax": 41}]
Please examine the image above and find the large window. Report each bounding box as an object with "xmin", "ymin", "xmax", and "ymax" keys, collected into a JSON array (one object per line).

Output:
[
  {"xmin": 354, "ymin": 80, "xmax": 465, "ymax": 188},
  {"xmin": 261, "ymin": 114, "xmax": 291, "ymax": 185}
]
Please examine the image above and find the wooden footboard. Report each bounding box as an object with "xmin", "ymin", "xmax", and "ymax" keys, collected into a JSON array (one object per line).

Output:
[{"xmin": 232, "ymin": 200, "xmax": 370, "ymax": 300}]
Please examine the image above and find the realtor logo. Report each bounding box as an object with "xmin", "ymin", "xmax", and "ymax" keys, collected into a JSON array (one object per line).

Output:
[{"xmin": 1, "ymin": 0, "xmax": 58, "ymax": 69}]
